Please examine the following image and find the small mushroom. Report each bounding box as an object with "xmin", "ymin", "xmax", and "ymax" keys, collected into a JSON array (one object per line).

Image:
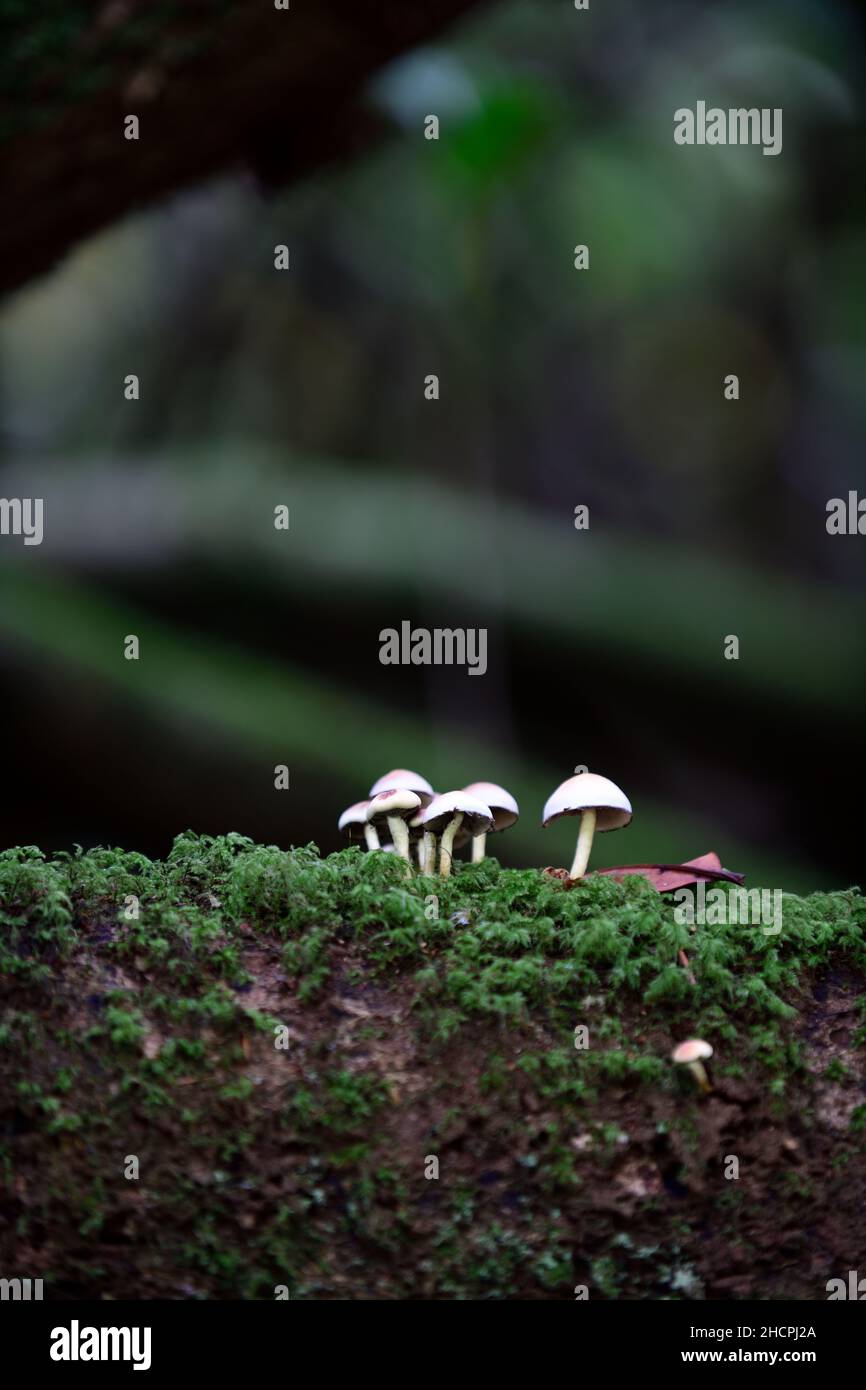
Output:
[
  {"xmin": 671, "ymin": 1039, "xmax": 713, "ymax": 1094},
  {"xmin": 463, "ymin": 781, "xmax": 519, "ymax": 862},
  {"xmin": 366, "ymin": 788, "xmax": 422, "ymax": 871},
  {"xmin": 542, "ymin": 772, "xmax": 632, "ymax": 880},
  {"xmin": 419, "ymin": 791, "xmax": 493, "ymax": 878},
  {"xmin": 338, "ymin": 800, "xmax": 380, "ymax": 852},
  {"xmin": 369, "ymin": 772, "xmax": 434, "ymax": 875}
]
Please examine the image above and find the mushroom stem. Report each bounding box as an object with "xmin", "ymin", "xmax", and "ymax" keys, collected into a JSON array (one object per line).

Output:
[
  {"xmin": 687, "ymin": 1060, "xmax": 712, "ymax": 1094},
  {"xmin": 439, "ymin": 813, "xmax": 464, "ymax": 877},
  {"xmin": 364, "ymin": 824, "xmax": 380, "ymax": 852},
  {"xmin": 387, "ymin": 815, "xmax": 412, "ymax": 868},
  {"xmin": 422, "ymin": 830, "xmax": 437, "ymax": 876},
  {"xmin": 472, "ymin": 832, "xmax": 487, "ymax": 863},
  {"xmin": 678, "ymin": 949, "xmax": 697, "ymax": 987},
  {"xmin": 569, "ymin": 809, "xmax": 597, "ymax": 880}
]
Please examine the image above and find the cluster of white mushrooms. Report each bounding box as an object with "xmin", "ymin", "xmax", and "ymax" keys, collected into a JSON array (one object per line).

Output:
[
  {"xmin": 338, "ymin": 767, "xmax": 633, "ymax": 881},
  {"xmin": 339, "ymin": 769, "xmax": 519, "ymax": 878},
  {"xmin": 339, "ymin": 769, "xmax": 716, "ymax": 1097}
]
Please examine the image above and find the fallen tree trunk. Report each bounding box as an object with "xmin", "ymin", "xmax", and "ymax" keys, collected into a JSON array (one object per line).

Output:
[{"xmin": 1, "ymin": 835, "xmax": 864, "ymax": 1298}]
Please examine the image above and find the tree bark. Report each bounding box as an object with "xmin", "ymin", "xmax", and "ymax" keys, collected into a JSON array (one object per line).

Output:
[{"xmin": 0, "ymin": 0, "xmax": 483, "ymax": 299}]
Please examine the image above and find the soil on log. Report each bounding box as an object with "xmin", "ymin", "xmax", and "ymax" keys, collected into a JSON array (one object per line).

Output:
[{"xmin": 0, "ymin": 836, "xmax": 863, "ymax": 1299}]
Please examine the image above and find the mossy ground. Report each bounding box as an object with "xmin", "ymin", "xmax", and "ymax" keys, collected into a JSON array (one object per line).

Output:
[{"xmin": 1, "ymin": 834, "xmax": 864, "ymax": 1299}]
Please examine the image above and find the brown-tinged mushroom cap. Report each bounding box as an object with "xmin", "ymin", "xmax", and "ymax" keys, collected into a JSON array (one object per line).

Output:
[
  {"xmin": 542, "ymin": 773, "xmax": 632, "ymax": 831},
  {"xmin": 369, "ymin": 768, "xmax": 434, "ymax": 807},
  {"xmin": 366, "ymin": 788, "xmax": 422, "ymax": 826},
  {"xmin": 462, "ymin": 781, "xmax": 519, "ymax": 833},
  {"xmin": 420, "ymin": 791, "xmax": 493, "ymax": 838}
]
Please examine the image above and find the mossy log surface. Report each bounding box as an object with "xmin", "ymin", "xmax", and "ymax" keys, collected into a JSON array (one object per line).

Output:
[
  {"xmin": 0, "ymin": 834, "xmax": 864, "ymax": 1299},
  {"xmin": 0, "ymin": 0, "xmax": 482, "ymax": 297}
]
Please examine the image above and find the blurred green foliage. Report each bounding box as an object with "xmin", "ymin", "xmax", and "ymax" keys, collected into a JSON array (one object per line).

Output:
[{"xmin": 0, "ymin": 0, "xmax": 863, "ymax": 888}]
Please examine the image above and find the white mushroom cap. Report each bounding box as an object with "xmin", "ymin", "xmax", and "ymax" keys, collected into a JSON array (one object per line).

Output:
[
  {"xmin": 338, "ymin": 800, "xmax": 373, "ymax": 838},
  {"xmin": 671, "ymin": 1039, "xmax": 713, "ymax": 1065},
  {"xmin": 366, "ymin": 788, "xmax": 422, "ymax": 827},
  {"xmin": 542, "ymin": 773, "xmax": 632, "ymax": 830},
  {"xmin": 419, "ymin": 790, "xmax": 493, "ymax": 837},
  {"xmin": 462, "ymin": 782, "xmax": 519, "ymax": 833},
  {"xmin": 369, "ymin": 768, "xmax": 434, "ymax": 807}
]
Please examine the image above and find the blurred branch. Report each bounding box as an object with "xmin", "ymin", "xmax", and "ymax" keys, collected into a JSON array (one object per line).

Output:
[
  {"xmin": 7, "ymin": 451, "xmax": 864, "ymax": 714},
  {"xmin": 0, "ymin": 0, "xmax": 485, "ymax": 298},
  {"xmin": 0, "ymin": 563, "xmax": 823, "ymax": 890}
]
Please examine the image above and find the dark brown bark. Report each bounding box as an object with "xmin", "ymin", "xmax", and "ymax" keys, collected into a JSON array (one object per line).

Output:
[{"xmin": 0, "ymin": 0, "xmax": 483, "ymax": 299}]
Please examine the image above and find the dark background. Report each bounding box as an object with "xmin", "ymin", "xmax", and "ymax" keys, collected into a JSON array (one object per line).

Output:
[{"xmin": 1, "ymin": 0, "xmax": 864, "ymax": 891}]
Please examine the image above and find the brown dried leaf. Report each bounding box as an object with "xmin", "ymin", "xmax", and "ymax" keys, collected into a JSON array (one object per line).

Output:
[{"xmin": 544, "ymin": 853, "xmax": 745, "ymax": 894}]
